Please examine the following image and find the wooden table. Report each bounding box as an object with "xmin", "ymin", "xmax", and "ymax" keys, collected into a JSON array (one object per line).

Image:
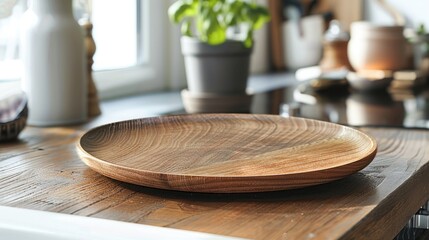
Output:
[{"xmin": 1, "ymin": 99, "xmax": 429, "ymax": 240}]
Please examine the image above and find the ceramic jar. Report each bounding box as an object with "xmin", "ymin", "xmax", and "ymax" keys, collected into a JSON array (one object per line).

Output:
[
  {"xmin": 20, "ymin": 0, "xmax": 87, "ymax": 126},
  {"xmin": 348, "ymin": 22, "xmax": 408, "ymax": 71}
]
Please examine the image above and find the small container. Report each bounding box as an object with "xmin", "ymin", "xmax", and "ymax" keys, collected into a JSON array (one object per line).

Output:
[
  {"xmin": 348, "ymin": 22, "xmax": 408, "ymax": 71},
  {"xmin": 319, "ymin": 20, "xmax": 353, "ymax": 70}
]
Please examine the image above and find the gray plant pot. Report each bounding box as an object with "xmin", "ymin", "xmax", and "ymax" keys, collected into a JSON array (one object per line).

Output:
[{"xmin": 181, "ymin": 36, "xmax": 252, "ymax": 95}]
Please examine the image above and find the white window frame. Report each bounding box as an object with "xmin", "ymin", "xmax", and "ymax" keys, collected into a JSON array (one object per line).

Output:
[{"xmin": 93, "ymin": 0, "xmax": 172, "ymax": 99}]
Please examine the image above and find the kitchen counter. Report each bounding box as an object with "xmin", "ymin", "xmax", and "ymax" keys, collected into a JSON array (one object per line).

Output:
[{"xmin": 1, "ymin": 81, "xmax": 429, "ymax": 239}]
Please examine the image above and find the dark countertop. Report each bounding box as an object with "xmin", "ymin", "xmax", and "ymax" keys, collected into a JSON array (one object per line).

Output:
[{"xmin": 1, "ymin": 73, "xmax": 429, "ymax": 239}]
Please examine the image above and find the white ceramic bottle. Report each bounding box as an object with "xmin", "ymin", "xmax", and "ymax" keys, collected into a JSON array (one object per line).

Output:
[{"xmin": 20, "ymin": 0, "xmax": 87, "ymax": 126}]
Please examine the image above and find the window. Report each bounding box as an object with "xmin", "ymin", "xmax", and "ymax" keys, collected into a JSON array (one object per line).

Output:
[
  {"xmin": 0, "ymin": 0, "xmax": 25, "ymax": 81},
  {"xmin": 91, "ymin": 0, "xmax": 179, "ymax": 99},
  {"xmin": 0, "ymin": 0, "xmax": 185, "ymax": 99},
  {"xmin": 90, "ymin": 0, "xmax": 139, "ymax": 71}
]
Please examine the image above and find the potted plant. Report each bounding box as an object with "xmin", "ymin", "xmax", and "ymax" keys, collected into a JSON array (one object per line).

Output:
[{"xmin": 169, "ymin": 0, "xmax": 270, "ymax": 113}]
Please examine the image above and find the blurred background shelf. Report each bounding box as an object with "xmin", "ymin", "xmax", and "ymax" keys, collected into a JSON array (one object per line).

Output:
[{"xmin": 268, "ymin": 0, "xmax": 363, "ymax": 71}]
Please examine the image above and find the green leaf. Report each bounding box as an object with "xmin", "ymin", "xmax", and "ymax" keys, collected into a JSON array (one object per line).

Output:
[
  {"xmin": 229, "ymin": 1, "xmax": 244, "ymax": 14},
  {"xmin": 168, "ymin": 1, "xmax": 196, "ymax": 23},
  {"xmin": 239, "ymin": 4, "xmax": 270, "ymax": 30},
  {"xmin": 169, "ymin": 0, "xmax": 270, "ymax": 47},
  {"xmin": 206, "ymin": 0, "xmax": 218, "ymax": 7},
  {"xmin": 181, "ymin": 19, "xmax": 193, "ymax": 37},
  {"xmin": 201, "ymin": 13, "xmax": 226, "ymax": 44},
  {"xmin": 196, "ymin": 7, "xmax": 208, "ymax": 40},
  {"xmin": 225, "ymin": 13, "xmax": 237, "ymax": 27},
  {"xmin": 224, "ymin": 1, "xmax": 243, "ymax": 26},
  {"xmin": 243, "ymin": 29, "xmax": 253, "ymax": 48},
  {"xmin": 207, "ymin": 26, "xmax": 226, "ymax": 45},
  {"xmin": 251, "ymin": 7, "xmax": 270, "ymax": 30}
]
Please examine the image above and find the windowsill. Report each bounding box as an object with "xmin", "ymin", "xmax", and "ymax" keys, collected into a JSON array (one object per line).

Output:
[
  {"xmin": 1, "ymin": 71, "xmax": 298, "ymax": 126},
  {"xmin": 94, "ymin": 72, "xmax": 298, "ymax": 124}
]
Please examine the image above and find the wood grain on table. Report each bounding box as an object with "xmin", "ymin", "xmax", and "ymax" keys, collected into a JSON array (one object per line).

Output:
[{"xmin": 1, "ymin": 120, "xmax": 429, "ymax": 239}]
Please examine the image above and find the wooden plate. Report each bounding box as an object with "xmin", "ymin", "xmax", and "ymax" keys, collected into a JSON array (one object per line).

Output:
[{"xmin": 77, "ymin": 114, "xmax": 377, "ymax": 193}]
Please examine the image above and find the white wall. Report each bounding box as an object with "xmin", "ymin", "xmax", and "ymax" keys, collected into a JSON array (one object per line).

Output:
[{"xmin": 364, "ymin": 0, "xmax": 429, "ymax": 28}]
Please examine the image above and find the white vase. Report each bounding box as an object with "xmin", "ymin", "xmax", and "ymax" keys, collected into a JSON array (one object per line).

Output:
[{"xmin": 20, "ymin": 0, "xmax": 87, "ymax": 126}]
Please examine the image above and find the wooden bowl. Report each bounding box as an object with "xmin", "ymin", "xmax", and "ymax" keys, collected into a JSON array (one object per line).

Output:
[
  {"xmin": 77, "ymin": 114, "xmax": 377, "ymax": 193},
  {"xmin": 0, "ymin": 91, "xmax": 28, "ymax": 141}
]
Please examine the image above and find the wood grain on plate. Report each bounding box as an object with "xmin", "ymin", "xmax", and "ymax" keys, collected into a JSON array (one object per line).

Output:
[{"xmin": 77, "ymin": 114, "xmax": 377, "ymax": 193}]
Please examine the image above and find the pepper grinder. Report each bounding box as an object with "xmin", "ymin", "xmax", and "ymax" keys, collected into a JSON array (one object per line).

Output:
[
  {"xmin": 319, "ymin": 20, "xmax": 353, "ymax": 71},
  {"xmin": 80, "ymin": 18, "xmax": 101, "ymax": 117}
]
